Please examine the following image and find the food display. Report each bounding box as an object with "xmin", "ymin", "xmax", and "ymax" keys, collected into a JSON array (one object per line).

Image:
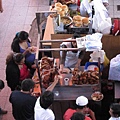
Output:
[
  {"xmin": 32, "ymin": 57, "xmax": 57, "ymax": 89},
  {"xmin": 72, "ymin": 15, "xmax": 89, "ymax": 27},
  {"xmin": 51, "ymin": 2, "xmax": 89, "ymax": 29},
  {"xmin": 40, "ymin": 57, "xmax": 57, "ymax": 89},
  {"xmin": 91, "ymin": 91, "xmax": 104, "ymax": 101},
  {"xmin": 71, "ymin": 68, "xmax": 99, "ymax": 85}
]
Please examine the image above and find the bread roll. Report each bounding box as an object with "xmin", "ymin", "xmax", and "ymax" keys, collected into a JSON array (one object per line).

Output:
[
  {"xmin": 74, "ymin": 21, "xmax": 83, "ymax": 27},
  {"xmin": 61, "ymin": 5, "xmax": 68, "ymax": 13},
  {"xmin": 73, "ymin": 15, "xmax": 82, "ymax": 21},
  {"xmin": 55, "ymin": 7, "xmax": 62, "ymax": 12},
  {"xmin": 82, "ymin": 17, "xmax": 89, "ymax": 26},
  {"xmin": 55, "ymin": 2, "xmax": 62, "ymax": 8},
  {"xmin": 58, "ymin": 10, "xmax": 65, "ymax": 17}
]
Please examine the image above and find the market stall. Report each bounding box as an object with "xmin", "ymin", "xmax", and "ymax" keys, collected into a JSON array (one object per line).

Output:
[{"xmin": 31, "ymin": 1, "xmax": 120, "ymax": 119}]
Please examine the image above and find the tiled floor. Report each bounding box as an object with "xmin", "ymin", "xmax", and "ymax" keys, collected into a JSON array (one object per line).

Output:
[{"xmin": 0, "ymin": 0, "xmax": 49, "ymax": 119}]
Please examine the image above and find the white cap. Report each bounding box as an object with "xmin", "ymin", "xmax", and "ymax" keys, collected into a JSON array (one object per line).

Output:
[
  {"xmin": 102, "ymin": 0, "xmax": 108, "ymax": 3},
  {"xmin": 76, "ymin": 96, "xmax": 88, "ymax": 106}
]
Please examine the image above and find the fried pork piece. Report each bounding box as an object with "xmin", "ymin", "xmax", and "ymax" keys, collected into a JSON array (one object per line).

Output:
[{"xmin": 72, "ymin": 68, "xmax": 80, "ymax": 76}]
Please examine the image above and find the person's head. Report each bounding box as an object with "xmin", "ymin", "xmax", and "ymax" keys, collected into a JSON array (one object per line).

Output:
[
  {"xmin": 102, "ymin": 0, "xmax": 109, "ymax": 10},
  {"xmin": 109, "ymin": 103, "xmax": 120, "ymax": 118},
  {"xmin": 17, "ymin": 31, "xmax": 29, "ymax": 42},
  {"xmin": 13, "ymin": 53, "xmax": 25, "ymax": 65},
  {"xmin": 107, "ymin": 82, "xmax": 113, "ymax": 90},
  {"xmin": 21, "ymin": 79, "xmax": 35, "ymax": 93},
  {"xmin": 71, "ymin": 112, "xmax": 85, "ymax": 120},
  {"xmin": 72, "ymin": 32, "xmax": 81, "ymax": 48},
  {"xmin": 40, "ymin": 90, "xmax": 54, "ymax": 109},
  {"xmin": 0, "ymin": 80, "xmax": 5, "ymax": 92},
  {"xmin": 75, "ymin": 96, "xmax": 88, "ymax": 112},
  {"xmin": 6, "ymin": 52, "xmax": 25, "ymax": 65}
]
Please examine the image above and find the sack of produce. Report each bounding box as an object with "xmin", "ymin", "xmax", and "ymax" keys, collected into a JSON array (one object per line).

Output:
[{"xmin": 109, "ymin": 54, "xmax": 120, "ymax": 81}]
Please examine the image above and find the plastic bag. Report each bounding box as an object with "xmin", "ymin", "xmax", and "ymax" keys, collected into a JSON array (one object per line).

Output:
[
  {"xmin": 85, "ymin": 33, "xmax": 103, "ymax": 51},
  {"xmin": 108, "ymin": 54, "xmax": 120, "ymax": 81},
  {"xmin": 92, "ymin": 0, "xmax": 112, "ymax": 35},
  {"xmin": 89, "ymin": 50, "xmax": 110, "ymax": 67},
  {"xmin": 90, "ymin": 50, "xmax": 105, "ymax": 63}
]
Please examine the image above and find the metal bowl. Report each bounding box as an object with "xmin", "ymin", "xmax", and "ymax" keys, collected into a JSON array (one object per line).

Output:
[{"xmin": 60, "ymin": 16, "xmax": 73, "ymax": 26}]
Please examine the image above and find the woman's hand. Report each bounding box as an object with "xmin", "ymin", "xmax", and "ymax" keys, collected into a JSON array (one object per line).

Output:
[
  {"xmin": 29, "ymin": 46, "xmax": 37, "ymax": 53},
  {"xmin": 59, "ymin": 64, "xmax": 64, "ymax": 74}
]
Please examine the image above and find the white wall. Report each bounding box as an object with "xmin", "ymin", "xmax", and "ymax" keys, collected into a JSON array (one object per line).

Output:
[{"xmin": 108, "ymin": 0, "xmax": 120, "ymax": 18}]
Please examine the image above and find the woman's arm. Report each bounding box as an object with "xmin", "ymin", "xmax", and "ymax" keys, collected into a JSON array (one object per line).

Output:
[
  {"xmin": 75, "ymin": 50, "xmax": 85, "ymax": 68},
  {"xmin": 46, "ymin": 75, "xmax": 59, "ymax": 91}
]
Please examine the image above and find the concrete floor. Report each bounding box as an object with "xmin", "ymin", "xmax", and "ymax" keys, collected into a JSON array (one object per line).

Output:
[{"xmin": 0, "ymin": 0, "xmax": 49, "ymax": 119}]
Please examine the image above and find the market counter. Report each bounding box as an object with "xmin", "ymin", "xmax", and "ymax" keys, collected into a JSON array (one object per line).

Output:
[{"xmin": 53, "ymin": 85, "xmax": 94, "ymax": 100}]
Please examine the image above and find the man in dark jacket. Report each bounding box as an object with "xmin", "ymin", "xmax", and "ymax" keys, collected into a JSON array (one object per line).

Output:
[{"xmin": 9, "ymin": 79, "xmax": 37, "ymax": 120}]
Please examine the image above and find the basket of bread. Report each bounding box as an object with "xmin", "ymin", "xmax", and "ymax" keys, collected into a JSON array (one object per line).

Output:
[
  {"xmin": 53, "ymin": 2, "xmax": 69, "ymax": 17},
  {"xmin": 72, "ymin": 15, "xmax": 89, "ymax": 27}
]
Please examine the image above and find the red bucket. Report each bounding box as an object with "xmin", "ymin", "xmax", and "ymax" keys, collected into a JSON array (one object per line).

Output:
[{"xmin": 112, "ymin": 19, "xmax": 119, "ymax": 35}]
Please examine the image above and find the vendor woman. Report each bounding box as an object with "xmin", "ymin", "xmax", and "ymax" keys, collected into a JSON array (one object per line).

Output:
[{"xmin": 59, "ymin": 33, "xmax": 85, "ymax": 73}]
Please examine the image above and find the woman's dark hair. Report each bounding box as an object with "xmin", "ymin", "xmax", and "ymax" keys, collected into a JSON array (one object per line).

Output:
[
  {"xmin": 13, "ymin": 53, "xmax": 24, "ymax": 64},
  {"xmin": 6, "ymin": 52, "xmax": 24, "ymax": 65},
  {"xmin": 21, "ymin": 79, "xmax": 35, "ymax": 91},
  {"xmin": 110, "ymin": 103, "xmax": 120, "ymax": 116},
  {"xmin": 11, "ymin": 31, "xmax": 29, "ymax": 53},
  {"xmin": 0, "ymin": 80, "xmax": 5, "ymax": 89},
  {"xmin": 71, "ymin": 112, "xmax": 85, "ymax": 120},
  {"xmin": 40, "ymin": 91, "xmax": 54, "ymax": 109}
]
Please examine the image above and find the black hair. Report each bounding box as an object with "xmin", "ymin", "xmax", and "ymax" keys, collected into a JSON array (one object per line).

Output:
[
  {"xmin": 110, "ymin": 103, "xmax": 120, "ymax": 117},
  {"xmin": 0, "ymin": 80, "xmax": 5, "ymax": 89},
  {"xmin": 13, "ymin": 53, "xmax": 24, "ymax": 64},
  {"xmin": 40, "ymin": 91, "xmax": 54, "ymax": 109},
  {"xmin": 71, "ymin": 112, "xmax": 85, "ymax": 120},
  {"xmin": 72, "ymin": 32, "xmax": 81, "ymax": 39},
  {"xmin": 21, "ymin": 79, "xmax": 35, "ymax": 91},
  {"xmin": 18, "ymin": 31, "xmax": 29, "ymax": 40}
]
